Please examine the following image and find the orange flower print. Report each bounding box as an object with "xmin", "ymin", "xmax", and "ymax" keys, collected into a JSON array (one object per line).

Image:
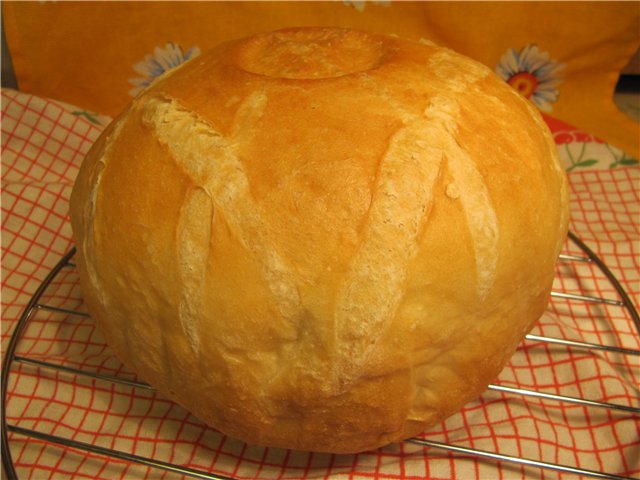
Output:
[{"xmin": 495, "ymin": 45, "xmax": 565, "ymax": 112}]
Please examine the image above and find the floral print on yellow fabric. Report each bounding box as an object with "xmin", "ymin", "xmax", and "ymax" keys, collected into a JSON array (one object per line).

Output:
[
  {"xmin": 495, "ymin": 44, "xmax": 565, "ymax": 112},
  {"xmin": 129, "ymin": 43, "xmax": 201, "ymax": 97}
]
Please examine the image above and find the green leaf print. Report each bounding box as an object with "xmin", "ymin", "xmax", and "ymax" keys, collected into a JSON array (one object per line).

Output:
[
  {"xmin": 606, "ymin": 144, "xmax": 639, "ymax": 169},
  {"xmin": 619, "ymin": 158, "xmax": 639, "ymax": 166},
  {"xmin": 575, "ymin": 159, "xmax": 598, "ymax": 168},
  {"xmin": 72, "ymin": 110, "xmax": 102, "ymax": 125},
  {"xmin": 565, "ymin": 143, "xmax": 599, "ymax": 172}
]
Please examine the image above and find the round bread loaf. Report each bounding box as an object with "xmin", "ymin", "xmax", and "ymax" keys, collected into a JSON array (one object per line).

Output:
[{"xmin": 70, "ymin": 27, "xmax": 569, "ymax": 453}]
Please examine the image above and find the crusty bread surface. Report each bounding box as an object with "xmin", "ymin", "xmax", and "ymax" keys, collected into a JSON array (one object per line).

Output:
[{"xmin": 69, "ymin": 27, "xmax": 569, "ymax": 453}]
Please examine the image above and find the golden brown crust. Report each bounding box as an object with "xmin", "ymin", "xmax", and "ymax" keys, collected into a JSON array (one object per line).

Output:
[{"xmin": 70, "ymin": 27, "xmax": 569, "ymax": 453}]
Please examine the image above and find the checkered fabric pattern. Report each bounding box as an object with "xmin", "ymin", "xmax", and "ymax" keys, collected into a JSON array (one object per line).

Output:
[{"xmin": 2, "ymin": 88, "xmax": 639, "ymax": 479}]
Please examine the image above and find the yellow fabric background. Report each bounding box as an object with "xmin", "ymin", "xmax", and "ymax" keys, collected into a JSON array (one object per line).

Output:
[{"xmin": 3, "ymin": 1, "xmax": 639, "ymax": 157}]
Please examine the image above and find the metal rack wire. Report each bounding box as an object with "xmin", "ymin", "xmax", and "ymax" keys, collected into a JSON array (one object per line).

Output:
[{"xmin": 2, "ymin": 231, "xmax": 639, "ymax": 480}]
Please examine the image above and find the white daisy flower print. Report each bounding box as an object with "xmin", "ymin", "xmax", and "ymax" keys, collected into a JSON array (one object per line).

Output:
[
  {"xmin": 495, "ymin": 44, "xmax": 565, "ymax": 112},
  {"xmin": 129, "ymin": 42, "xmax": 201, "ymax": 97}
]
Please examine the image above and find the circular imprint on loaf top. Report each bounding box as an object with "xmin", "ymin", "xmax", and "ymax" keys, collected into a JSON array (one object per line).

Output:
[{"xmin": 234, "ymin": 28, "xmax": 387, "ymax": 79}]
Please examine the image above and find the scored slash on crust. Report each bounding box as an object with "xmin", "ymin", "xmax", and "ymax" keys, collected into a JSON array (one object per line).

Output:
[{"xmin": 140, "ymin": 93, "xmax": 302, "ymax": 351}]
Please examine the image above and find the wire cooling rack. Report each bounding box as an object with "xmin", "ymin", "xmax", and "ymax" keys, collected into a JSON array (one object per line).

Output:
[{"xmin": 2, "ymin": 231, "xmax": 639, "ymax": 480}]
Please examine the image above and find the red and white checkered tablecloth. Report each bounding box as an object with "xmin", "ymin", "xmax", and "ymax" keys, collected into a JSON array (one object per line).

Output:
[{"xmin": 2, "ymin": 87, "xmax": 639, "ymax": 479}]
